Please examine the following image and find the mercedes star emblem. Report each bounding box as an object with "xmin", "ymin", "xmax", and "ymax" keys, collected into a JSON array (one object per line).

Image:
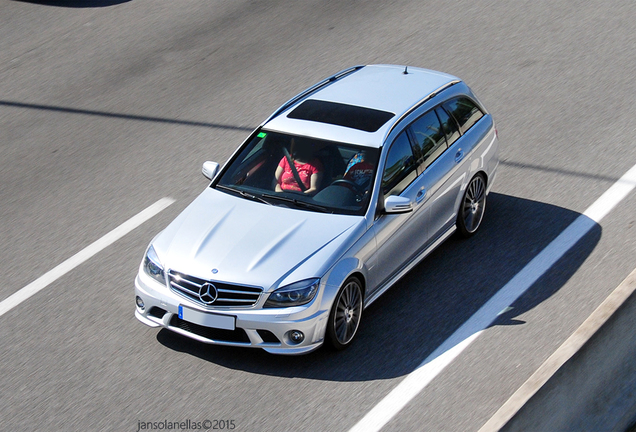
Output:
[{"xmin": 198, "ymin": 282, "xmax": 218, "ymax": 305}]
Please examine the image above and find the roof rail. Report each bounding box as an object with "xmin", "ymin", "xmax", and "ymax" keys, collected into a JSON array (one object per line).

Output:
[
  {"xmin": 262, "ymin": 65, "xmax": 366, "ymax": 124},
  {"xmin": 383, "ymin": 79, "xmax": 460, "ymax": 141}
]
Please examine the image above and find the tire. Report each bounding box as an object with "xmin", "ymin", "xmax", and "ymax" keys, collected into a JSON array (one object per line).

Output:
[
  {"xmin": 457, "ymin": 173, "xmax": 487, "ymax": 238},
  {"xmin": 326, "ymin": 276, "xmax": 363, "ymax": 350}
]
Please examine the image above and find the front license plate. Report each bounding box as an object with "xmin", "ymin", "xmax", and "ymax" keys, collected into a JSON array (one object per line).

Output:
[{"xmin": 178, "ymin": 305, "xmax": 236, "ymax": 330}]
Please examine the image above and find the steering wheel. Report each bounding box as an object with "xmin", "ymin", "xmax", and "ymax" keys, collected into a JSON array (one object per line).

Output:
[{"xmin": 331, "ymin": 178, "xmax": 365, "ymax": 194}]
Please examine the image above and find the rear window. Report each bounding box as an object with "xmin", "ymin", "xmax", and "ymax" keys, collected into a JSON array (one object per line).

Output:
[{"xmin": 288, "ymin": 99, "xmax": 395, "ymax": 133}]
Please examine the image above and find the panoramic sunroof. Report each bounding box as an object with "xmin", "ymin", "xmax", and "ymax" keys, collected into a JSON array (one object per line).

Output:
[{"xmin": 287, "ymin": 99, "xmax": 395, "ymax": 133}]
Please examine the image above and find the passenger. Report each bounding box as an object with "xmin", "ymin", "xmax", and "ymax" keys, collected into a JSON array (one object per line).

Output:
[
  {"xmin": 343, "ymin": 151, "xmax": 374, "ymax": 190},
  {"xmin": 274, "ymin": 139, "xmax": 323, "ymax": 194}
]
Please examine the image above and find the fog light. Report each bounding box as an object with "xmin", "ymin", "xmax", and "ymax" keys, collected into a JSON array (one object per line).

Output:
[
  {"xmin": 288, "ymin": 330, "xmax": 304, "ymax": 344},
  {"xmin": 136, "ymin": 296, "xmax": 145, "ymax": 311}
]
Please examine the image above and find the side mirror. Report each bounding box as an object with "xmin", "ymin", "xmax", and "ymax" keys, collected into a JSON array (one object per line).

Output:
[
  {"xmin": 202, "ymin": 161, "xmax": 220, "ymax": 180},
  {"xmin": 384, "ymin": 195, "xmax": 413, "ymax": 214}
]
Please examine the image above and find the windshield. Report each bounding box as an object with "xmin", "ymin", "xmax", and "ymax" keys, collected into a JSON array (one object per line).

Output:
[{"xmin": 215, "ymin": 130, "xmax": 379, "ymax": 216}]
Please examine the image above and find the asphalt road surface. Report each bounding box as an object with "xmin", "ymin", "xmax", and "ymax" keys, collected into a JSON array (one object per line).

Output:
[{"xmin": 1, "ymin": 1, "xmax": 636, "ymax": 431}]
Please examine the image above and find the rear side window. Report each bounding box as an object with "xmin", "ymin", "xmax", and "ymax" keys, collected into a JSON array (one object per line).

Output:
[
  {"xmin": 436, "ymin": 107, "xmax": 460, "ymax": 147},
  {"xmin": 443, "ymin": 97, "xmax": 484, "ymax": 133},
  {"xmin": 409, "ymin": 110, "xmax": 447, "ymax": 170},
  {"xmin": 382, "ymin": 131, "xmax": 418, "ymax": 196}
]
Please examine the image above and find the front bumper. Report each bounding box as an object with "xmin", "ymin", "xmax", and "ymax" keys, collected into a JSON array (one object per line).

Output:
[{"xmin": 134, "ymin": 272, "xmax": 329, "ymax": 355}]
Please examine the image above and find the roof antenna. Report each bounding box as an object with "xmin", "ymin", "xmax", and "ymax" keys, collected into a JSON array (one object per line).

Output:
[{"xmin": 403, "ymin": 66, "xmax": 409, "ymax": 75}]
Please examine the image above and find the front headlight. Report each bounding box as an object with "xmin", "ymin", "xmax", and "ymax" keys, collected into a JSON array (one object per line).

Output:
[
  {"xmin": 264, "ymin": 278, "xmax": 320, "ymax": 308},
  {"xmin": 143, "ymin": 245, "xmax": 166, "ymax": 285}
]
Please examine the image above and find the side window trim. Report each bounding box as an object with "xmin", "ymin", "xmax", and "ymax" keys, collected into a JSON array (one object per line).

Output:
[
  {"xmin": 436, "ymin": 106, "xmax": 461, "ymax": 147},
  {"xmin": 407, "ymin": 108, "xmax": 449, "ymax": 174},
  {"xmin": 442, "ymin": 104, "xmax": 461, "ymax": 135},
  {"xmin": 404, "ymin": 126, "xmax": 423, "ymax": 172},
  {"xmin": 433, "ymin": 109, "xmax": 450, "ymax": 149},
  {"xmin": 380, "ymin": 95, "xmax": 483, "ymax": 197}
]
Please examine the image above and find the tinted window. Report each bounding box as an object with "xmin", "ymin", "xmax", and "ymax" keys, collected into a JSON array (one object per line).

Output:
[
  {"xmin": 288, "ymin": 100, "xmax": 395, "ymax": 133},
  {"xmin": 382, "ymin": 131, "xmax": 418, "ymax": 196},
  {"xmin": 409, "ymin": 110, "xmax": 447, "ymax": 170},
  {"xmin": 436, "ymin": 107, "xmax": 461, "ymax": 146},
  {"xmin": 443, "ymin": 97, "xmax": 484, "ymax": 133}
]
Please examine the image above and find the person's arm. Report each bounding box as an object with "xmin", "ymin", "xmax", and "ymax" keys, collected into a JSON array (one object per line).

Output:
[
  {"xmin": 274, "ymin": 165, "xmax": 284, "ymax": 192},
  {"xmin": 304, "ymin": 171, "xmax": 323, "ymax": 194}
]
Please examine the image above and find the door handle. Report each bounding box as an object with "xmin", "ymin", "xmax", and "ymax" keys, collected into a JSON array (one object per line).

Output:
[
  {"xmin": 455, "ymin": 149, "xmax": 464, "ymax": 163},
  {"xmin": 416, "ymin": 187, "xmax": 427, "ymax": 203}
]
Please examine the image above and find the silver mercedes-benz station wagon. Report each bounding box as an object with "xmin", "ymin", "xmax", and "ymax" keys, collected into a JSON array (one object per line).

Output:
[{"xmin": 134, "ymin": 64, "xmax": 499, "ymax": 354}]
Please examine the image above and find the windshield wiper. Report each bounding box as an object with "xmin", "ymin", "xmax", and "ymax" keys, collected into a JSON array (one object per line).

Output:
[
  {"xmin": 216, "ymin": 185, "xmax": 272, "ymax": 205},
  {"xmin": 261, "ymin": 193, "xmax": 331, "ymax": 213}
]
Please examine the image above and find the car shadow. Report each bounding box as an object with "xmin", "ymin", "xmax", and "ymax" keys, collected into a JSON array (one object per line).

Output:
[
  {"xmin": 156, "ymin": 192, "xmax": 601, "ymax": 381},
  {"xmin": 13, "ymin": 0, "xmax": 130, "ymax": 7}
]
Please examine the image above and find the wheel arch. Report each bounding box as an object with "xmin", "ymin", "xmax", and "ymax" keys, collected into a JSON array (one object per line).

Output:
[
  {"xmin": 476, "ymin": 169, "xmax": 488, "ymax": 186},
  {"xmin": 347, "ymin": 271, "xmax": 367, "ymax": 298}
]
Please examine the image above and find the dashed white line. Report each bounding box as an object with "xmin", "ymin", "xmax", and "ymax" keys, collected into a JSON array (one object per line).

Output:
[
  {"xmin": 348, "ymin": 163, "xmax": 636, "ymax": 432},
  {"xmin": 0, "ymin": 197, "xmax": 175, "ymax": 318}
]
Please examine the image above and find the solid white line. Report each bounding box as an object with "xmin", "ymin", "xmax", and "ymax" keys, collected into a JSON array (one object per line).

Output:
[
  {"xmin": 0, "ymin": 197, "xmax": 175, "ymax": 318},
  {"xmin": 478, "ymin": 266, "xmax": 636, "ymax": 431},
  {"xmin": 348, "ymin": 163, "xmax": 636, "ymax": 432}
]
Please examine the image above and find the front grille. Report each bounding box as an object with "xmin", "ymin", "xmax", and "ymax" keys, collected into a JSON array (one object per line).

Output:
[
  {"xmin": 170, "ymin": 315, "xmax": 250, "ymax": 343},
  {"xmin": 168, "ymin": 270, "xmax": 262, "ymax": 308}
]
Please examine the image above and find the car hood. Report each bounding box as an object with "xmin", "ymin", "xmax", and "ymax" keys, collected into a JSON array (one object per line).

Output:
[{"xmin": 153, "ymin": 188, "xmax": 362, "ymax": 290}]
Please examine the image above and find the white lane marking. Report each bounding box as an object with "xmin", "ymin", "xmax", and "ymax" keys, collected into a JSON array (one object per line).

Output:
[
  {"xmin": 0, "ymin": 197, "xmax": 175, "ymax": 318},
  {"xmin": 479, "ymin": 265, "xmax": 636, "ymax": 431},
  {"xmin": 584, "ymin": 164, "xmax": 636, "ymax": 221},
  {"xmin": 349, "ymin": 163, "xmax": 636, "ymax": 432}
]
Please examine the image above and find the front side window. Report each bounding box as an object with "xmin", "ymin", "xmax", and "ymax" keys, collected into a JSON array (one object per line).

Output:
[
  {"xmin": 442, "ymin": 97, "xmax": 484, "ymax": 133},
  {"xmin": 381, "ymin": 131, "xmax": 418, "ymax": 197}
]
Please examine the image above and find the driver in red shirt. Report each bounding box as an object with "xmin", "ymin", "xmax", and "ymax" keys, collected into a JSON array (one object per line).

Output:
[{"xmin": 274, "ymin": 139, "xmax": 323, "ymax": 194}]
